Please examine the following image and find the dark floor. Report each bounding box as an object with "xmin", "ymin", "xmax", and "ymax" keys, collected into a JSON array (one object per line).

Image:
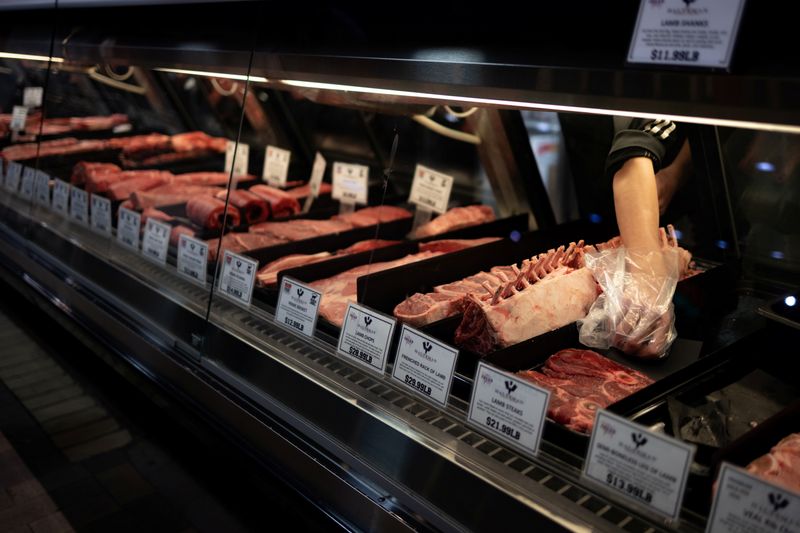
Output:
[{"xmin": 0, "ymin": 280, "xmax": 342, "ymax": 532}]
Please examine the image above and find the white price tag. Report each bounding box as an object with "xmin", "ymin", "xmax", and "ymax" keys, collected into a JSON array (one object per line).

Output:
[
  {"xmin": 408, "ymin": 164, "xmax": 454, "ymax": 214},
  {"xmin": 20, "ymin": 167, "xmax": 35, "ymax": 200},
  {"xmin": 467, "ymin": 362, "xmax": 549, "ymax": 457},
  {"xmin": 332, "ymin": 162, "xmax": 368, "ymax": 205},
  {"xmin": 217, "ymin": 250, "xmax": 258, "ymax": 307},
  {"xmin": 176, "ymin": 234, "xmax": 208, "ymax": 286},
  {"xmin": 90, "ymin": 194, "xmax": 112, "ymax": 236},
  {"xmin": 10, "ymin": 106, "xmax": 28, "ymax": 132},
  {"xmin": 707, "ymin": 464, "xmax": 800, "ymax": 533},
  {"xmin": 628, "ymin": 0, "xmax": 745, "ymax": 69},
  {"xmin": 584, "ymin": 410, "xmax": 695, "ymax": 522},
  {"xmin": 4, "ymin": 162, "xmax": 22, "ymax": 193},
  {"xmin": 225, "ymin": 140, "xmax": 250, "ymax": 178},
  {"xmin": 337, "ymin": 303, "xmax": 396, "ymax": 374},
  {"xmin": 34, "ymin": 171, "xmax": 50, "ymax": 207},
  {"xmin": 391, "ymin": 324, "xmax": 458, "ymax": 408},
  {"xmin": 116, "ymin": 207, "xmax": 141, "ymax": 250},
  {"xmin": 309, "ymin": 152, "xmax": 326, "ymax": 198},
  {"xmin": 275, "ymin": 276, "xmax": 321, "ymax": 338},
  {"xmin": 70, "ymin": 187, "xmax": 89, "ymax": 224},
  {"xmin": 262, "ymin": 145, "xmax": 291, "ymax": 187},
  {"xmin": 51, "ymin": 179, "xmax": 70, "ymax": 214},
  {"xmin": 23, "ymin": 87, "xmax": 44, "ymax": 108},
  {"xmin": 141, "ymin": 218, "xmax": 171, "ymax": 264}
]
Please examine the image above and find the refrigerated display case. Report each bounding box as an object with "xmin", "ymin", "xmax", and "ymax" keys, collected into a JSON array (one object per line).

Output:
[{"xmin": 1, "ymin": 2, "xmax": 799, "ymax": 531}]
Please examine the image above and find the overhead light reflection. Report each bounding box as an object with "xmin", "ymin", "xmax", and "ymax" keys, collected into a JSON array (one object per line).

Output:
[
  {"xmin": 0, "ymin": 52, "xmax": 64, "ymax": 63},
  {"xmin": 785, "ymin": 295, "xmax": 796, "ymax": 307},
  {"xmin": 154, "ymin": 67, "xmax": 267, "ymax": 83}
]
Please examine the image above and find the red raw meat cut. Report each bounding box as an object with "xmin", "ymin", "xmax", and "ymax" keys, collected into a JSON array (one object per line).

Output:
[
  {"xmin": 744, "ymin": 433, "xmax": 800, "ymax": 493},
  {"xmin": 285, "ymin": 182, "xmax": 333, "ymax": 199},
  {"xmin": 418, "ymin": 237, "xmax": 500, "ymax": 254},
  {"xmin": 216, "ymin": 189, "xmax": 269, "ymax": 224},
  {"xmin": 186, "ymin": 196, "xmax": 241, "ymax": 230},
  {"xmin": 414, "ymin": 205, "xmax": 495, "ymax": 238},
  {"xmin": 256, "ymin": 252, "xmax": 333, "ymax": 287},
  {"xmin": 248, "ymin": 184, "xmax": 301, "ymax": 218},
  {"xmin": 209, "ymin": 232, "xmax": 289, "ymax": 261},
  {"xmin": 332, "ymin": 205, "xmax": 412, "ymax": 227},
  {"xmin": 173, "ymin": 172, "xmax": 254, "ymax": 186},
  {"xmin": 517, "ymin": 349, "xmax": 654, "ymax": 433},
  {"xmin": 170, "ymin": 225, "xmax": 196, "ymax": 248},
  {"xmin": 130, "ymin": 185, "xmax": 224, "ymax": 210},
  {"xmin": 105, "ymin": 171, "xmax": 173, "ymax": 200},
  {"xmin": 336, "ymin": 239, "xmax": 401, "ymax": 255},
  {"xmin": 141, "ymin": 207, "xmax": 174, "ymax": 225},
  {"xmin": 71, "ymin": 162, "xmax": 121, "ymax": 186},
  {"xmin": 249, "ymin": 218, "xmax": 352, "ymax": 241}
]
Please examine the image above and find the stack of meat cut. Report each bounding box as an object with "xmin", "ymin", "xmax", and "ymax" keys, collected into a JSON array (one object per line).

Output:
[
  {"xmin": 414, "ymin": 205, "xmax": 495, "ymax": 238},
  {"xmin": 518, "ymin": 349, "xmax": 654, "ymax": 433},
  {"xmin": 0, "ymin": 113, "xmax": 129, "ymax": 138},
  {"xmin": 744, "ymin": 433, "xmax": 800, "ymax": 493}
]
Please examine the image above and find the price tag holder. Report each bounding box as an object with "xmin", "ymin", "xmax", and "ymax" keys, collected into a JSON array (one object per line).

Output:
[
  {"xmin": 332, "ymin": 162, "xmax": 368, "ymax": 207},
  {"xmin": 408, "ymin": 164, "xmax": 454, "ymax": 215},
  {"xmin": 302, "ymin": 152, "xmax": 327, "ymax": 213},
  {"xmin": 34, "ymin": 171, "xmax": 50, "ymax": 207},
  {"xmin": 263, "ymin": 145, "xmax": 291, "ymax": 187},
  {"xmin": 20, "ymin": 167, "xmax": 35, "ymax": 201},
  {"xmin": 90, "ymin": 194, "xmax": 112, "ymax": 236},
  {"xmin": 51, "ymin": 179, "xmax": 70, "ymax": 214},
  {"xmin": 23, "ymin": 87, "xmax": 44, "ymax": 108},
  {"xmin": 217, "ymin": 250, "xmax": 258, "ymax": 307},
  {"xmin": 336, "ymin": 302, "xmax": 396, "ymax": 375},
  {"xmin": 467, "ymin": 362, "xmax": 549, "ymax": 457},
  {"xmin": 225, "ymin": 140, "xmax": 250, "ymax": 179},
  {"xmin": 391, "ymin": 324, "xmax": 458, "ymax": 408},
  {"xmin": 5, "ymin": 162, "xmax": 22, "ymax": 193},
  {"xmin": 584, "ymin": 410, "xmax": 695, "ymax": 522},
  {"xmin": 10, "ymin": 106, "xmax": 28, "ymax": 132},
  {"xmin": 176, "ymin": 234, "xmax": 209, "ymax": 286},
  {"xmin": 628, "ymin": 0, "xmax": 745, "ymax": 69},
  {"xmin": 707, "ymin": 463, "xmax": 800, "ymax": 533},
  {"xmin": 116, "ymin": 207, "xmax": 141, "ymax": 250},
  {"xmin": 141, "ymin": 218, "xmax": 171, "ymax": 265},
  {"xmin": 274, "ymin": 276, "xmax": 321, "ymax": 337}
]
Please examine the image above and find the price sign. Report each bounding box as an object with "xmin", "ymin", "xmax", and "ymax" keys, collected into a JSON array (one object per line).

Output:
[
  {"xmin": 263, "ymin": 145, "xmax": 291, "ymax": 187},
  {"xmin": 584, "ymin": 410, "xmax": 695, "ymax": 522},
  {"xmin": 302, "ymin": 152, "xmax": 327, "ymax": 213},
  {"xmin": 225, "ymin": 140, "xmax": 250, "ymax": 178},
  {"xmin": 19, "ymin": 167, "xmax": 35, "ymax": 200},
  {"xmin": 10, "ymin": 106, "xmax": 28, "ymax": 132},
  {"xmin": 51, "ymin": 179, "xmax": 70, "ymax": 214},
  {"xmin": 69, "ymin": 187, "xmax": 89, "ymax": 224},
  {"xmin": 332, "ymin": 162, "xmax": 368, "ymax": 205},
  {"xmin": 176, "ymin": 234, "xmax": 208, "ymax": 286},
  {"xmin": 141, "ymin": 218, "xmax": 171, "ymax": 264},
  {"xmin": 90, "ymin": 194, "xmax": 112, "ymax": 236},
  {"xmin": 707, "ymin": 464, "xmax": 800, "ymax": 533},
  {"xmin": 628, "ymin": 0, "xmax": 745, "ymax": 69},
  {"xmin": 408, "ymin": 164, "xmax": 454, "ymax": 214},
  {"xmin": 391, "ymin": 325, "xmax": 458, "ymax": 408},
  {"xmin": 217, "ymin": 250, "xmax": 258, "ymax": 307},
  {"xmin": 34, "ymin": 171, "xmax": 50, "ymax": 207},
  {"xmin": 337, "ymin": 303, "xmax": 396, "ymax": 374},
  {"xmin": 275, "ymin": 276, "xmax": 321, "ymax": 338},
  {"xmin": 467, "ymin": 362, "xmax": 549, "ymax": 457},
  {"xmin": 116, "ymin": 207, "xmax": 141, "ymax": 250},
  {"xmin": 4, "ymin": 162, "xmax": 22, "ymax": 193},
  {"xmin": 23, "ymin": 87, "xmax": 44, "ymax": 108}
]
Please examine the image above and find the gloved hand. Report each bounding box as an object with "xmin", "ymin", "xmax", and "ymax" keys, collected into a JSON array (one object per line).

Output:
[{"xmin": 605, "ymin": 118, "xmax": 683, "ymax": 180}]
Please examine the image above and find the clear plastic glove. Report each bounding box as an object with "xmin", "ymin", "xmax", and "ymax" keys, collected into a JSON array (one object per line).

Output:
[{"xmin": 578, "ymin": 246, "xmax": 681, "ymax": 359}]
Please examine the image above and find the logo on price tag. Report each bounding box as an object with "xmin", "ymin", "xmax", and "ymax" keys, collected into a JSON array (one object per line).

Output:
[
  {"xmin": 275, "ymin": 277, "xmax": 321, "ymax": 338},
  {"xmin": 332, "ymin": 162, "xmax": 368, "ymax": 205},
  {"xmin": 217, "ymin": 250, "xmax": 258, "ymax": 307},
  {"xmin": 116, "ymin": 207, "xmax": 141, "ymax": 250},
  {"xmin": 263, "ymin": 145, "xmax": 291, "ymax": 187},
  {"xmin": 176, "ymin": 234, "xmax": 208, "ymax": 286},
  {"xmin": 337, "ymin": 302, "xmax": 396, "ymax": 374},
  {"xmin": 408, "ymin": 164, "xmax": 454, "ymax": 214},
  {"xmin": 391, "ymin": 325, "xmax": 458, "ymax": 408}
]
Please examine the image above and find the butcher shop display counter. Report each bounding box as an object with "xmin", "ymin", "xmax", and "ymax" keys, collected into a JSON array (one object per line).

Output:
[{"xmin": 2, "ymin": 2, "xmax": 800, "ymax": 531}]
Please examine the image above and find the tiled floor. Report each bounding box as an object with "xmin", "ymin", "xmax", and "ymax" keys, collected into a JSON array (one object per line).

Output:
[{"xmin": 0, "ymin": 284, "xmax": 339, "ymax": 532}]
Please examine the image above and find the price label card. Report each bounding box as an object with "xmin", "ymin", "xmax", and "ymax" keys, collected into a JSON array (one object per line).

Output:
[
  {"xmin": 391, "ymin": 324, "xmax": 458, "ymax": 408},
  {"xmin": 51, "ymin": 179, "xmax": 70, "ymax": 214},
  {"xmin": 217, "ymin": 250, "xmax": 258, "ymax": 307},
  {"xmin": 141, "ymin": 218, "xmax": 171, "ymax": 264},
  {"xmin": 90, "ymin": 194, "xmax": 112, "ymax": 236},
  {"xmin": 116, "ymin": 207, "xmax": 141, "ymax": 250},
  {"xmin": 176, "ymin": 234, "xmax": 208, "ymax": 286},
  {"xmin": 707, "ymin": 463, "xmax": 800, "ymax": 533},
  {"xmin": 20, "ymin": 167, "xmax": 35, "ymax": 200},
  {"xmin": 628, "ymin": 0, "xmax": 745, "ymax": 69},
  {"xmin": 10, "ymin": 106, "xmax": 28, "ymax": 131},
  {"xmin": 263, "ymin": 145, "xmax": 291, "ymax": 187},
  {"xmin": 34, "ymin": 171, "xmax": 50, "ymax": 207},
  {"xmin": 5, "ymin": 162, "xmax": 22, "ymax": 193},
  {"xmin": 275, "ymin": 277, "xmax": 321, "ymax": 338},
  {"xmin": 23, "ymin": 87, "xmax": 44, "ymax": 108},
  {"xmin": 70, "ymin": 187, "xmax": 89, "ymax": 224},
  {"xmin": 337, "ymin": 302, "xmax": 396, "ymax": 374},
  {"xmin": 467, "ymin": 362, "xmax": 549, "ymax": 457},
  {"xmin": 332, "ymin": 162, "xmax": 368, "ymax": 205},
  {"xmin": 309, "ymin": 152, "xmax": 327, "ymax": 198},
  {"xmin": 584, "ymin": 410, "xmax": 695, "ymax": 522},
  {"xmin": 225, "ymin": 140, "xmax": 250, "ymax": 178},
  {"xmin": 408, "ymin": 164, "xmax": 454, "ymax": 214}
]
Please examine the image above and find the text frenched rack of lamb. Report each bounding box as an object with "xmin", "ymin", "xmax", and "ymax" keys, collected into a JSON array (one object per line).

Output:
[{"xmin": 394, "ymin": 226, "xmax": 695, "ymax": 355}]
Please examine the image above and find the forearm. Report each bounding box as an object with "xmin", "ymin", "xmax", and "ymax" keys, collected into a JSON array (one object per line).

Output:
[{"xmin": 613, "ymin": 157, "xmax": 661, "ymax": 253}]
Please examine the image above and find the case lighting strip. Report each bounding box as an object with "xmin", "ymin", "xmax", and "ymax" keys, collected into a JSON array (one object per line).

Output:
[
  {"xmin": 154, "ymin": 67, "xmax": 267, "ymax": 82},
  {"xmin": 0, "ymin": 52, "xmax": 63, "ymax": 63}
]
